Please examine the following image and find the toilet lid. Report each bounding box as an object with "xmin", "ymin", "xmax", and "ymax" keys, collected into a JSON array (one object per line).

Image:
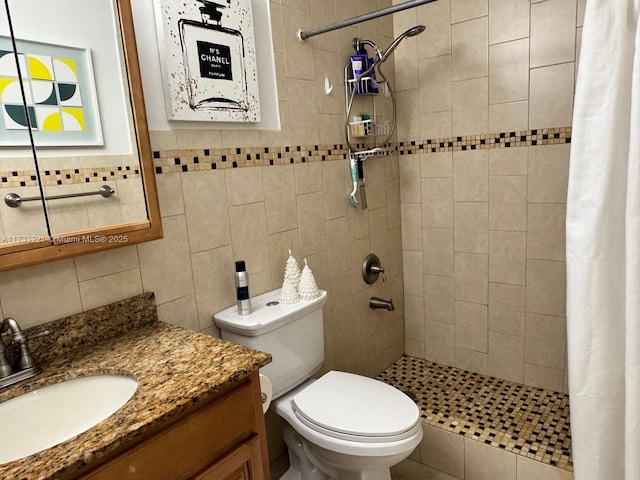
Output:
[{"xmin": 291, "ymin": 371, "xmax": 419, "ymax": 440}]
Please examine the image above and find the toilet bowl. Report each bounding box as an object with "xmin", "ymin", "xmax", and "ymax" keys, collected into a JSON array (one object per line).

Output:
[
  {"xmin": 214, "ymin": 289, "xmax": 422, "ymax": 479},
  {"xmin": 274, "ymin": 372, "xmax": 423, "ymax": 479}
]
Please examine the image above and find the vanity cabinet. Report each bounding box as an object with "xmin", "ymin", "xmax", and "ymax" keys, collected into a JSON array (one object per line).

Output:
[
  {"xmin": 193, "ymin": 435, "xmax": 264, "ymax": 480},
  {"xmin": 74, "ymin": 371, "xmax": 269, "ymax": 480}
]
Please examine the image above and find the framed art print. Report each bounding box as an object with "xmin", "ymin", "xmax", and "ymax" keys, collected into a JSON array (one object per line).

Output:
[
  {"xmin": 0, "ymin": 37, "xmax": 103, "ymax": 147},
  {"xmin": 154, "ymin": 0, "xmax": 261, "ymax": 123}
]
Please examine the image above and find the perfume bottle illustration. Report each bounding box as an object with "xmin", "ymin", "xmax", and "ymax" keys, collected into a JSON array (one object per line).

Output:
[{"xmin": 178, "ymin": 0, "xmax": 249, "ymax": 111}]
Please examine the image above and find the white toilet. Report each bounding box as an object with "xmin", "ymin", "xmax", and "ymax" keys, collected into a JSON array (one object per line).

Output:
[{"xmin": 214, "ymin": 289, "xmax": 423, "ymax": 480}]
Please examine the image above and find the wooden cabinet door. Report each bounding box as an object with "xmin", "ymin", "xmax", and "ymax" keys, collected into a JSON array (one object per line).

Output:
[
  {"xmin": 79, "ymin": 380, "xmax": 257, "ymax": 480},
  {"xmin": 192, "ymin": 435, "xmax": 265, "ymax": 480}
]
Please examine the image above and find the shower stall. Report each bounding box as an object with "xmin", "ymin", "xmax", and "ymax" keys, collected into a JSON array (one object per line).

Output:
[{"xmin": 290, "ymin": 0, "xmax": 640, "ymax": 479}]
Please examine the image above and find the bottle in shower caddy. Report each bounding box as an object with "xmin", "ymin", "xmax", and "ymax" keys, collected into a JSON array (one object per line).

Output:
[
  {"xmin": 349, "ymin": 45, "xmax": 378, "ymax": 95},
  {"xmin": 235, "ymin": 260, "xmax": 252, "ymax": 315},
  {"xmin": 178, "ymin": 0, "xmax": 249, "ymax": 112},
  {"xmin": 349, "ymin": 52, "xmax": 367, "ymax": 95},
  {"xmin": 362, "ymin": 113, "xmax": 372, "ymax": 135}
]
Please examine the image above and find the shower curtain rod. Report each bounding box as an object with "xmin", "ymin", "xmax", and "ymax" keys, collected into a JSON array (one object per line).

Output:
[{"xmin": 297, "ymin": 0, "xmax": 438, "ymax": 41}]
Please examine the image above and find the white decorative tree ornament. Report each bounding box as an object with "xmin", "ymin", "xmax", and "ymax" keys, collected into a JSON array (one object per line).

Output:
[
  {"xmin": 280, "ymin": 249, "xmax": 301, "ymax": 304},
  {"xmin": 298, "ymin": 258, "xmax": 320, "ymax": 301}
]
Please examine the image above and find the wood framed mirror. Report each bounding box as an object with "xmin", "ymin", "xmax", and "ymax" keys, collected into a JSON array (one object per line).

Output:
[{"xmin": 0, "ymin": 0, "xmax": 162, "ymax": 271}]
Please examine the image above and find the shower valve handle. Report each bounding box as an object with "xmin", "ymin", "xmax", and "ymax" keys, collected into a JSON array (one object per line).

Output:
[
  {"xmin": 370, "ymin": 265, "xmax": 386, "ymax": 282},
  {"xmin": 363, "ymin": 254, "xmax": 386, "ymax": 284}
]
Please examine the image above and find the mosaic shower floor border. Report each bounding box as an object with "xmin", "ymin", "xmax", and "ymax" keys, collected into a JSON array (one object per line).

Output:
[{"xmin": 377, "ymin": 355, "xmax": 573, "ymax": 472}]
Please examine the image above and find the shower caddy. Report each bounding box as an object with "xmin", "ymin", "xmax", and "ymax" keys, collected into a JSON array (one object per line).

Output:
[
  {"xmin": 344, "ymin": 58, "xmax": 391, "ymax": 210},
  {"xmin": 295, "ymin": 0, "xmax": 433, "ymax": 208},
  {"xmin": 344, "ymin": 64, "xmax": 389, "ymax": 148}
]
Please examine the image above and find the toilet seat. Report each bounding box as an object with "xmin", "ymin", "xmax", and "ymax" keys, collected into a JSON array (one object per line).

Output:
[
  {"xmin": 273, "ymin": 375, "xmax": 423, "ymax": 457},
  {"xmin": 291, "ymin": 371, "xmax": 420, "ymax": 443}
]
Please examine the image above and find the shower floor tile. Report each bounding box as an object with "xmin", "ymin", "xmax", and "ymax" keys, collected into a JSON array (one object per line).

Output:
[{"xmin": 377, "ymin": 355, "xmax": 573, "ymax": 472}]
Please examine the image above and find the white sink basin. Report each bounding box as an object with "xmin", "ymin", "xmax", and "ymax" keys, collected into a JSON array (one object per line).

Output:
[{"xmin": 0, "ymin": 375, "xmax": 138, "ymax": 464}]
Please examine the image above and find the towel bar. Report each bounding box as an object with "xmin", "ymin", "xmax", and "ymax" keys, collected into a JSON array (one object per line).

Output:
[{"xmin": 4, "ymin": 185, "xmax": 115, "ymax": 208}]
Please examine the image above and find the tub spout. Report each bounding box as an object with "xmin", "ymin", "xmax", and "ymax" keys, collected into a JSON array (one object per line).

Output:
[{"xmin": 369, "ymin": 297, "xmax": 395, "ymax": 311}]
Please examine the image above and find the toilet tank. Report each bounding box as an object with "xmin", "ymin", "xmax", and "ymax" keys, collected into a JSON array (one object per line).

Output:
[{"xmin": 214, "ymin": 289, "xmax": 327, "ymax": 400}]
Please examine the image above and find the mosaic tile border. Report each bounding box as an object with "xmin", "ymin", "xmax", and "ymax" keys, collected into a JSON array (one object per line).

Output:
[
  {"xmin": 151, "ymin": 144, "xmax": 351, "ymax": 174},
  {"xmin": 0, "ymin": 126, "xmax": 571, "ymax": 186},
  {"xmin": 0, "ymin": 166, "xmax": 141, "ymax": 189},
  {"xmin": 150, "ymin": 126, "xmax": 571, "ymax": 174},
  {"xmin": 377, "ymin": 355, "xmax": 573, "ymax": 472},
  {"xmin": 396, "ymin": 127, "xmax": 572, "ymax": 155}
]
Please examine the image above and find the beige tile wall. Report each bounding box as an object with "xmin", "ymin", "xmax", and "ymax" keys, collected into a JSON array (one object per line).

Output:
[
  {"xmin": 397, "ymin": 0, "xmax": 579, "ymax": 393},
  {"xmin": 398, "ymin": 423, "xmax": 574, "ymax": 479},
  {"xmin": 0, "ymin": 152, "xmax": 145, "ymax": 240},
  {"xmin": 0, "ymin": 0, "xmax": 404, "ymax": 380},
  {"xmin": 0, "ymin": 157, "xmax": 405, "ymax": 377}
]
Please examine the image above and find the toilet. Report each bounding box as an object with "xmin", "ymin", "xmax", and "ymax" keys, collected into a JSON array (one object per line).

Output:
[{"xmin": 214, "ymin": 289, "xmax": 423, "ymax": 480}]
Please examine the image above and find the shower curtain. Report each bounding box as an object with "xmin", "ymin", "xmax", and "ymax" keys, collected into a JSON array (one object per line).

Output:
[{"xmin": 566, "ymin": 1, "xmax": 640, "ymax": 480}]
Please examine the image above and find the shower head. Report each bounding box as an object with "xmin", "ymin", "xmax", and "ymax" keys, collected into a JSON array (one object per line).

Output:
[
  {"xmin": 406, "ymin": 25, "xmax": 427, "ymax": 36},
  {"xmin": 352, "ymin": 25, "xmax": 426, "ymax": 66},
  {"xmin": 380, "ymin": 25, "xmax": 425, "ymax": 61}
]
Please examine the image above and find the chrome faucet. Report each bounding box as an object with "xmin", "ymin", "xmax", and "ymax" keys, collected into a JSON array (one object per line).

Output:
[
  {"xmin": 0, "ymin": 334, "xmax": 11, "ymax": 377},
  {"xmin": 369, "ymin": 297, "xmax": 395, "ymax": 311},
  {"xmin": 0, "ymin": 317, "xmax": 51, "ymax": 389}
]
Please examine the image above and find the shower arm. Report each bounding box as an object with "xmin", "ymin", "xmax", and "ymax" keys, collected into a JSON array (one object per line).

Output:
[{"xmin": 297, "ymin": 0, "xmax": 437, "ymax": 41}]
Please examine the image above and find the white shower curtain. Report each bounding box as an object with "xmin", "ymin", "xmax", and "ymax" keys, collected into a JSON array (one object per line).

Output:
[{"xmin": 566, "ymin": 1, "xmax": 640, "ymax": 479}]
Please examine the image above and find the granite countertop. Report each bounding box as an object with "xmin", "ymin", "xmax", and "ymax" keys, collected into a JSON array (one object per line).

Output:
[{"xmin": 0, "ymin": 294, "xmax": 271, "ymax": 480}]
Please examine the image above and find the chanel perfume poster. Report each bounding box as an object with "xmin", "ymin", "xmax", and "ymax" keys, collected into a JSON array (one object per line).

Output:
[{"xmin": 154, "ymin": 0, "xmax": 261, "ymax": 122}]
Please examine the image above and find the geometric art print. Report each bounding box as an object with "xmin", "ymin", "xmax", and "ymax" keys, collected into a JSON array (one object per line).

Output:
[{"xmin": 0, "ymin": 37, "xmax": 102, "ymax": 146}]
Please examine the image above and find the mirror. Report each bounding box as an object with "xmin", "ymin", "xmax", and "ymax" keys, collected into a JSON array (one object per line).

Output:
[{"xmin": 0, "ymin": 0, "xmax": 162, "ymax": 271}]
